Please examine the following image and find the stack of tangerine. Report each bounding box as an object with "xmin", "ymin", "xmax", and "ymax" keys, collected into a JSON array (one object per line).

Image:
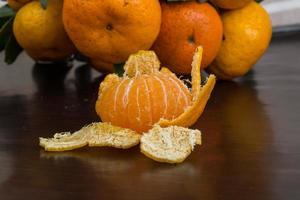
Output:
[
  {"xmin": 5, "ymin": 0, "xmax": 272, "ymax": 132},
  {"xmin": 8, "ymin": 0, "xmax": 271, "ymax": 80}
]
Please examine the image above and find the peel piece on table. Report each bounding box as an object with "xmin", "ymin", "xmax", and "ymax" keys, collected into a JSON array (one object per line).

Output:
[
  {"xmin": 140, "ymin": 125, "xmax": 201, "ymax": 164},
  {"xmin": 39, "ymin": 131, "xmax": 88, "ymax": 151},
  {"xmin": 39, "ymin": 122, "xmax": 141, "ymax": 151},
  {"xmin": 87, "ymin": 123, "xmax": 141, "ymax": 148},
  {"xmin": 158, "ymin": 47, "xmax": 216, "ymax": 127}
]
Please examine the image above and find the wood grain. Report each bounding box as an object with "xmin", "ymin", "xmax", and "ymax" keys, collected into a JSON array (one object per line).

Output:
[{"xmin": 0, "ymin": 33, "xmax": 300, "ymax": 200}]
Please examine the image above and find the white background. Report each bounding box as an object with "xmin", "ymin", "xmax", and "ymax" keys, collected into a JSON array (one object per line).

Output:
[{"xmin": 262, "ymin": 0, "xmax": 300, "ymax": 27}]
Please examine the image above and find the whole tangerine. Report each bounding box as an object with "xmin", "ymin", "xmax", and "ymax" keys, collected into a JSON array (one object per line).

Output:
[
  {"xmin": 63, "ymin": 0, "xmax": 161, "ymax": 64},
  {"xmin": 209, "ymin": 1, "xmax": 272, "ymax": 80},
  {"xmin": 13, "ymin": 0, "xmax": 76, "ymax": 61},
  {"xmin": 151, "ymin": 1, "xmax": 223, "ymax": 74}
]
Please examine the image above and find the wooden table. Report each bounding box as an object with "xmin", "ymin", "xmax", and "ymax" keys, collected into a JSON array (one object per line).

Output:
[{"xmin": 0, "ymin": 33, "xmax": 300, "ymax": 200}]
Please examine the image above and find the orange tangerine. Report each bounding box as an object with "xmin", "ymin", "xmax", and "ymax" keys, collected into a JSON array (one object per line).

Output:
[{"xmin": 95, "ymin": 47, "xmax": 216, "ymax": 133}]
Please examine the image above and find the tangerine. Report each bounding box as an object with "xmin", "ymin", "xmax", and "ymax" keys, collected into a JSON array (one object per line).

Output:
[
  {"xmin": 13, "ymin": 0, "xmax": 76, "ymax": 61},
  {"xmin": 63, "ymin": 0, "xmax": 161, "ymax": 64},
  {"xmin": 209, "ymin": 1, "xmax": 272, "ymax": 80},
  {"xmin": 90, "ymin": 59, "xmax": 114, "ymax": 73},
  {"xmin": 151, "ymin": 1, "xmax": 223, "ymax": 74},
  {"xmin": 95, "ymin": 47, "xmax": 216, "ymax": 133}
]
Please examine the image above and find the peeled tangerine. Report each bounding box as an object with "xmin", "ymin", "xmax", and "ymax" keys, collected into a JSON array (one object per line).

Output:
[
  {"xmin": 39, "ymin": 46, "xmax": 216, "ymax": 164},
  {"xmin": 96, "ymin": 46, "xmax": 216, "ymax": 133}
]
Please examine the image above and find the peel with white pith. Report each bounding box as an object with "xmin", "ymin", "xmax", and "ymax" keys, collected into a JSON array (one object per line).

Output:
[
  {"xmin": 39, "ymin": 122, "xmax": 141, "ymax": 151},
  {"xmin": 158, "ymin": 47, "xmax": 216, "ymax": 127}
]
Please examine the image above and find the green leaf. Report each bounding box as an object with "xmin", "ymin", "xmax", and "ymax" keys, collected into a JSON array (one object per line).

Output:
[
  {"xmin": 0, "ymin": 17, "xmax": 14, "ymax": 51},
  {"xmin": 0, "ymin": 17, "xmax": 10, "ymax": 28},
  {"xmin": 4, "ymin": 31, "xmax": 23, "ymax": 64},
  {"xmin": 114, "ymin": 63, "xmax": 125, "ymax": 77},
  {"xmin": 0, "ymin": 5, "xmax": 15, "ymax": 18},
  {"xmin": 40, "ymin": 0, "xmax": 48, "ymax": 9},
  {"xmin": 256, "ymin": 0, "xmax": 264, "ymax": 3}
]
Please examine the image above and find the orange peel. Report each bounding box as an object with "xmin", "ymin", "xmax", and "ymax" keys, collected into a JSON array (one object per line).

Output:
[
  {"xmin": 140, "ymin": 125, "xmax": 202, "ymax": 164},
  {"xmin": 158, "ymin": 47, "xmax": 216, "ymax": 127},
  {"xmin": 39, "ymin": 122, "xmax": 141, "ymax": 151},
  {"xmin": 96, "ymin": 46, "xmax": 215, "ymax": 131}
]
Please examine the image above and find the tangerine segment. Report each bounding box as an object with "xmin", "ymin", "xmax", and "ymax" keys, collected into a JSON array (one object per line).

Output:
[
  {"xmin": 111, "ymin": 78, "xmax": 132, "ymax": 128},
  {"xmin": 98, "ymin": 74, "xmax": 121, "ymax": 95},
  {"xmin": 161, "ymin": 74, "xmax": 191, "ymax": 117},
  {"xmin": 158, "ymin": 46, "xmax": 216, "ymax": 127},
  {"xmin": 39, "ymin": 122, "xmax": 141, "ymax": 151},
  {"xmin": 99, "ymin": 73, "xmax": 192, "ymax": 133},
  {"xmin": 96, "ymin": 74, "xmax": 121, "ymax": 123},
  {"xmin": 124, "ymin": 50, "xmax": 161, "ymax": 77},
  {"xmin": 144, "ymin": 75, "xmax": 171, "ymax": 129}
]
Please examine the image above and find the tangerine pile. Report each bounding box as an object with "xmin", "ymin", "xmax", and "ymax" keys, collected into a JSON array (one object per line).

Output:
[
  {"xmin": 1, "ymin": 0, "xmax": 272, "ymax": 134},
  {"xmin": 4, "ymin": 0, "xmax": 271, "ymax": 80}
]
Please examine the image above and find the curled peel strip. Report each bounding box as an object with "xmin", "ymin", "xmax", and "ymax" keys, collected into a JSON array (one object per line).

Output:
[{"xmin": 158, "ymin": 46, "xmax": 216, "ymax": 127}]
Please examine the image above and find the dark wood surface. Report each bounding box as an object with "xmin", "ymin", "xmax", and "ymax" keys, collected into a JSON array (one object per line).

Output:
[{"xmin": 0, "ymin": 33, "xmax": 300, "ymax": 200}]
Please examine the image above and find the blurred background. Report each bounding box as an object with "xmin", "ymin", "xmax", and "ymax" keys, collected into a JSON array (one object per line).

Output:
[{"xmin": 262, "ymin": 0, "xmax": 300, "ymax": 27}]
